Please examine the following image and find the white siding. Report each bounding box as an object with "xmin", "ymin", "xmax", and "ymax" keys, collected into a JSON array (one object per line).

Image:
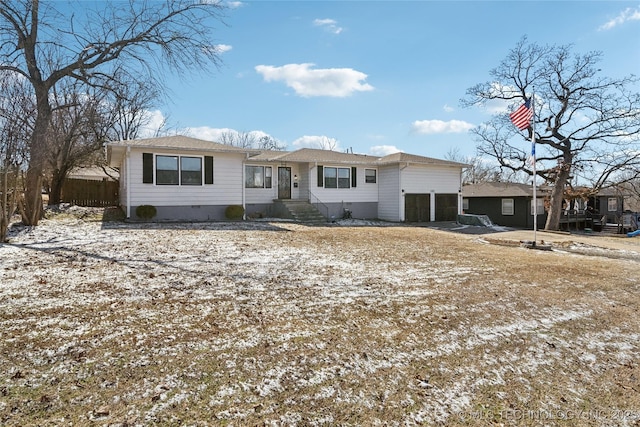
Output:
[
  {"xmin": 127, "ymin": 149, "xmax": 244, "ymax": 207},
  {"xmin": 378, "ymin": 165, "xmax": 401, "ymax": 221},
  {"xmin": 118, "ymin": 155, "xmax": 128, "ymax": 208},
  {"xmin": 307, "ymin": 165, "xmax": 379, "ymax": 203},
  {"xmin": 401, "ymin": 165, "xmax": 461, "ymax": 194}
]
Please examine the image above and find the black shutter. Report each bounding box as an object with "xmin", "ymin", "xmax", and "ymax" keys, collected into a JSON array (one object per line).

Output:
[
  {"xmin": 142, "ymin": 153, "xmax": 153, "ymax": 183},
  {"xmin": 317, "ymin": 165, "xmax": 323, "ymax": 187},
  {"xmin": 351, "ymin": 167, "xmax": 357, "ymax": 188},
  {"xmin": 204, "ymin": 156, "xmax": 214, "ymax": 184}
]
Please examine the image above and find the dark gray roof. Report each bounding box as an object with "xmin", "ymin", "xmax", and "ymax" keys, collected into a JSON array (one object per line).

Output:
[
  {"xmin": 249, "ymin": 148, "xmax": 466, "ymax": 167},
  {"xmin": 107, "ymin": 135, "xmax": 467, "ymax": 169},
  {"xmin": 462, "ymin": 182, "xmax": 545, "ymax": 198},
  {"xmin": 248, "ymin": 148, "xmax": 381, "ymax": 165}
]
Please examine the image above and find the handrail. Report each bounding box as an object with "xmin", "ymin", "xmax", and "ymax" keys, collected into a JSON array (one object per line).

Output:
[{"xmin": 308, "ymin": 190, "xmax": 329, "ymax": 219}]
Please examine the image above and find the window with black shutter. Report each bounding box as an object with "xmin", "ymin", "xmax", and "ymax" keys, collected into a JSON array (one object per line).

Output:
[
  {"xmin": 142, "ymin": 153, "xmax": 153, "ymax": 183},
  {"xmin": 204, "ymin": 156, "xmax": 214, "ymax": 184}
]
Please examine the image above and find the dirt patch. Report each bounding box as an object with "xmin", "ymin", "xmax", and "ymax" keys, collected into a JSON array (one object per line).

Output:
[{"xmin": 1, "ymin": 209, "xmax": 639, "ymax": 426}]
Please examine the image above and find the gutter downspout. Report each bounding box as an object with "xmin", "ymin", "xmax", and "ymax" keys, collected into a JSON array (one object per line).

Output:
[
  {"xmin": 242, "ymin": 153, "xmax": 248, "ymax": 220},
  {"xmin": 126, "ymin": 146, "xmax": 131, "ymax": 220},
  {"xmin": 399, "ymin": 162, "xmax": 409, "ymax": 222}
]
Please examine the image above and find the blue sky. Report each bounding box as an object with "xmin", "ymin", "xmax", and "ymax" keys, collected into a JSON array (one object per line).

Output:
[{"xmin": 154, "ymin": 1, "xmax": 640, "ymax": 160}]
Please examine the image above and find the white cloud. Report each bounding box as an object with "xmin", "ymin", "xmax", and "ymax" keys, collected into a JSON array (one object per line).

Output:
[
  {"xmin": 411, "ymin": 119, "xmax": 475, "ymax": 135},
  {"xmin": 182, "ymin": 126, "xmax": 233, "ymax": 141},
  {"xmin": 370, "ymin": 145, "xmax": 401, "ymax": 156},
  {"xmin": 599, "ymin": 7, "xmax": 640, "ymax": 31},
  {"xmin": 292, "ymin": 135, "xmax": 341, "ymax": 150},
  {"xmin": 443, "ymin": 104, "xmax": 454, "ymax": 113},
  {"xmin": 182, "ymin": 126, "xmax": 270, "ymax": 143},
  {"xmin": 313, "ymin": 18, "xmax": 343, "ymax": 34},
  {"xmin": 226, "ymin": 1, "xmax": 244, "ymax": 9},
  {"xmin": 255, "ymin": 63, "xmax": 374, "ymax": 97},
  {"xmin": 213, "ymin": 44, "xmax": 232, "ymax": 54}
]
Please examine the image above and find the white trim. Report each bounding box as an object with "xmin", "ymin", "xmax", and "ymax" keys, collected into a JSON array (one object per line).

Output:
[
  {"xmin": 430, "ymin": 191, "xmax": 436, "ymax": 222},
  {"xmin": 364, "ymin": 168, "xmax": 377, "ymax": 184},
  {"xmin": 502, "ymin": 198, "xmax": 515, "ymax": 216}
]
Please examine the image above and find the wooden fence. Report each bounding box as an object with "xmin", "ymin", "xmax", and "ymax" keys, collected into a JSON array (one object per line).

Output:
[{"xmin": 61, "ymin": 178, "xmax": 119, "ymax": 207}]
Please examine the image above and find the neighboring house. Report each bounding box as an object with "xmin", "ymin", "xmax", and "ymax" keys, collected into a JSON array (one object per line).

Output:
[
  {"xmin": 107, "ymin": 135, "xmax": 466, "ymax": 222},
  {"xmin": 463, "ymin": 181, "xmax": 634, "ymax": 231},
  {"xmin": 67, "ymin": 166, "xmax": 119, "ymax": 181},
  {"xmin": 462, "ymin": 182, "xmax": 548, "ymax": 228},
  {"xmin": 593, "ymin": 186, "xmax": 634, "ymax": 222},
  {"xmin": 60, "ymin": 166, "xmax": 120, "ymax": 207}
]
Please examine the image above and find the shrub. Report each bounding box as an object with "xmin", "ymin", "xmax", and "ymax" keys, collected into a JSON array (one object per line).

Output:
[
  {"xmin": 135, "ymin": 205, "xmax": 157, "ymax": 220},
  {"xmin": 225, "ymin": 205, "xmax": 244, "ymax": 220}
]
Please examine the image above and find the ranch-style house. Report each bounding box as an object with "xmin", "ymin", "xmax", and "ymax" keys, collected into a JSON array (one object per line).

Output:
[{"xmin": 107, "ymin": 135, "xmax": 467, "ymax": 223}]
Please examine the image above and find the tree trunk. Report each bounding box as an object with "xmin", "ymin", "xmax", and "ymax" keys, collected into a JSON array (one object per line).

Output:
[
  {"xmin": 544, "ymin": 163, "xmax": 573, "ymax": 231},
  {"xmin": 0, "ymin": 169, "xmax": 9, "ymax": 243},
  {"xmin": 48, "ymin": 169, "xmax": 66, "ymax": 205},
  {"xmin": 22, "ymin": 85, "xmax": 53, "ymax": 226},
  {"xmin": 22, "ymin": 167, "xmax": 44, "ymax": 226}
]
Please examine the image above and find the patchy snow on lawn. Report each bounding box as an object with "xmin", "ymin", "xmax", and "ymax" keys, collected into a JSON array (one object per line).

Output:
[{"xmin": 1, "ymin": 208, "xmax": 639, "ymax": 426}]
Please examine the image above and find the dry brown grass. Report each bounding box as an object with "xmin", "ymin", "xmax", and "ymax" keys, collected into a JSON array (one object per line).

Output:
[{"xmin": 0, "ymin": 210, "xmax": 639, "ymax": 426}]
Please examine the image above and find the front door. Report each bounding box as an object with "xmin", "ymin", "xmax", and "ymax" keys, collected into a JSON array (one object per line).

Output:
[{"xmin": 278, "ymin": 167, "xmax": 291, "ymax": 199}]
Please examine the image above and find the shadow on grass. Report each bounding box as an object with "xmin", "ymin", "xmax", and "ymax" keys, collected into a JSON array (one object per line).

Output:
[
  {"xmin": 3, "ymin": 205, "xmax": 294, "ymax": 280},
  {"xmin": 99, "ymin": 206, "xmax": 293, "ymax": 232}
]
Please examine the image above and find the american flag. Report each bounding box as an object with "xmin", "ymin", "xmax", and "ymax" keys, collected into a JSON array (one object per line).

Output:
[{"xmin": 510, "ymin": 99, "xmax": 533, "ymax": 130}]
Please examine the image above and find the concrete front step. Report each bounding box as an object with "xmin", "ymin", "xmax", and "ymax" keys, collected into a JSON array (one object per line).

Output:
[{"xmin": 276, "ymin": 200, "xmax": 327, "ymax": 223}]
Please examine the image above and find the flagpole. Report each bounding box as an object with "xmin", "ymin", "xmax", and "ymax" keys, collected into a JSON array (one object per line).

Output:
[{"xmin": 531, "ymin": 91, "xmax": 537, "ymax": 245}]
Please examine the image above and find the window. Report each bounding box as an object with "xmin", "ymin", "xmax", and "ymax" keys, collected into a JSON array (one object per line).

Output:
[
  {"xmin": 181, "ymin": 157, "xmax": 202, "ymax": 185},
  {"xmin": 156, "ymin": 155, "xmax": 179, "ymax": 185},
  {"xmin": 324, "ymin": 167, "xmax": 337, "ymax": 188},
  {"xmin": 608, "ymin": 197, "xmax": 617, "ymax": 212},
  {"xmin": 324, "ymin": 167, "xmax": 350, "ymax": 189},
  {"xmin": 463, "ymin": 198, "xmax": 469, "ymax": 211},
  {"xmin": 155, "ymin": 155, "xmax": 203, "ymax": 186},
  {"xmin": 530, "ymin": 198, "xmax": 544, "ymax": 215},
  {"xmin": 338, "ymin": 168, "xmax": 350, "ymax": 188},
  {"xmin": 245, "ymin": 166, "xmax": 272, "ymax": 188},
  {"xmin": 502, "ymin": 198, "xmax": 514, "ymax": 215},
  {"xmin": 365, "ymin": 169, "xmax": 377, "ymax": 183}
]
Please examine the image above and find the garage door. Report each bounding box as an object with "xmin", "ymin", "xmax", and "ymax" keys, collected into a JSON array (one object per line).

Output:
[
  {"xmin": 435, "ymin": 194, "xmax": 458, "ymax": 221},
  {"xmin": 405, "ymin": 194, "xmax": 430, "ymax": 222}
]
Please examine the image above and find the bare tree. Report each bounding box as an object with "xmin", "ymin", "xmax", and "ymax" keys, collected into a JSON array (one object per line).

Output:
[
  {"xmin": 256, "ymin": 135, "xmax": 286, "ymax": 151},
  {"xmin": 0, "ymin": 0, "xmax": 226, "ymax": 226},
  {"xmin": 106, "ymin": 72, "xmax": 165, "ymax": 142},
  {"xmin": 463, "ymin": 37, "xmax": 640, "ymax": 230},
  {"xmin": 317, "ymin": 136, "xmax": 339, "ymax": 151},
  {"xmin": 44, "ymin": 81, "xmax": 112, "ymax": 205},
  {"xmin": 219, "ymin": 130, "xmax": 286, "ymax": 150},
  {"xmin": 445, "ymin": 147, "xmax": 504, "ymax": 185},
  {"xmin": 0, "ymin": 72, "xmax": 32, "ymax": 241}
]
